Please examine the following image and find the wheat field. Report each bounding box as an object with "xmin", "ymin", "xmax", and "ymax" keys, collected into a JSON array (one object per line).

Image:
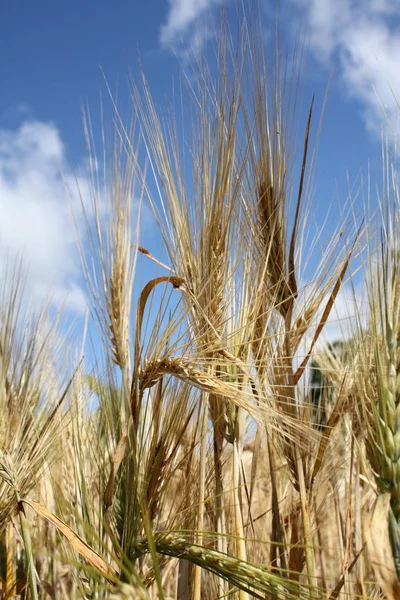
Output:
[{"xmin": 0, "ymin": 10, "xmax": 400, "ymax": 600}]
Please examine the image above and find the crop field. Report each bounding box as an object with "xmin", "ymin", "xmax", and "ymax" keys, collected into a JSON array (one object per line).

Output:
[{"xmin": 0, "ymin": 11, "xmax": 399, "ymax": 600}]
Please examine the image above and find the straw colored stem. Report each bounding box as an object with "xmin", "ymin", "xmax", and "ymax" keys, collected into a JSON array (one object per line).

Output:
[
  {"xmin": 17, "ymin": 498, "xmax": 39, "ymax": 600},
  {"xmin": 5, "ymin": 521, "xmax": 16, "ymax": 599},
  {"xmin": 193, "ymin": 397, "xmax": 209, "ymax": 600},
  {"xmin": 232, "ymin": 430, "xmax": 249, "ymax": 600},
  {"xmin": 296, "ymin": 449, "xmax": 318, "ymax": 596}
]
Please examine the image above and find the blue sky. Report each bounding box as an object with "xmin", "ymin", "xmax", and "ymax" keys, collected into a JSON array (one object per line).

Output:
[{"xmin": 0, "ymin": 0, "xmax": 399, "ymax": 340}]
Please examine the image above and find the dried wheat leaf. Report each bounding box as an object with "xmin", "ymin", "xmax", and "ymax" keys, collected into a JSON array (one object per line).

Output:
[
  {"xmin": 21, "ymin": 499, "xmax": 118, "ymax": 583},
  {"xmin": 288, "ymin": 96, "xmax": 314, "ymax": 300},
  {"xmin": 136, "ymin": 276, "xmax": 185, "ymax": 354},
  {"xmin": 132, "ymin": 275, "xmax": 185, "ymax": 415}
]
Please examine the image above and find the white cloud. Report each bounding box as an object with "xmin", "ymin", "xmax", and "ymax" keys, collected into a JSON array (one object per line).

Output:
[
  {"xmin": 0, "ymin": 120, "xmax": 89, "ymax": 313},
  {"xmin": 160, "ymin": 0, "xmax": 224, "ymax": 54},
  {"xmin": 161, "ymin": 0, "xmax": 209, "ymax": 45},
  {"xmin": 290, "ymin": 0, "xmax": 400, "ymax": 138},
  {"xmin": 160, "ymin": 0, "xmax": 400, "ymax": 135}
]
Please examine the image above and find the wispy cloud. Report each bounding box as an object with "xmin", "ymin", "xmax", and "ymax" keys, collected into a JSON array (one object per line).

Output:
[
  {"xmin": 0, "ymin": 120, "xmax": 89, "ymax": 313},
  {"xmin": 160, "ymin": 1, "xmax": 399, "ymax": 135},
  {"xmin": 160, "ymin": 0, "xmax": 225, "ymax": 56},
  {"xmin": 291, "ymin": 0, "xmax": 400, "ymax": 138}
]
